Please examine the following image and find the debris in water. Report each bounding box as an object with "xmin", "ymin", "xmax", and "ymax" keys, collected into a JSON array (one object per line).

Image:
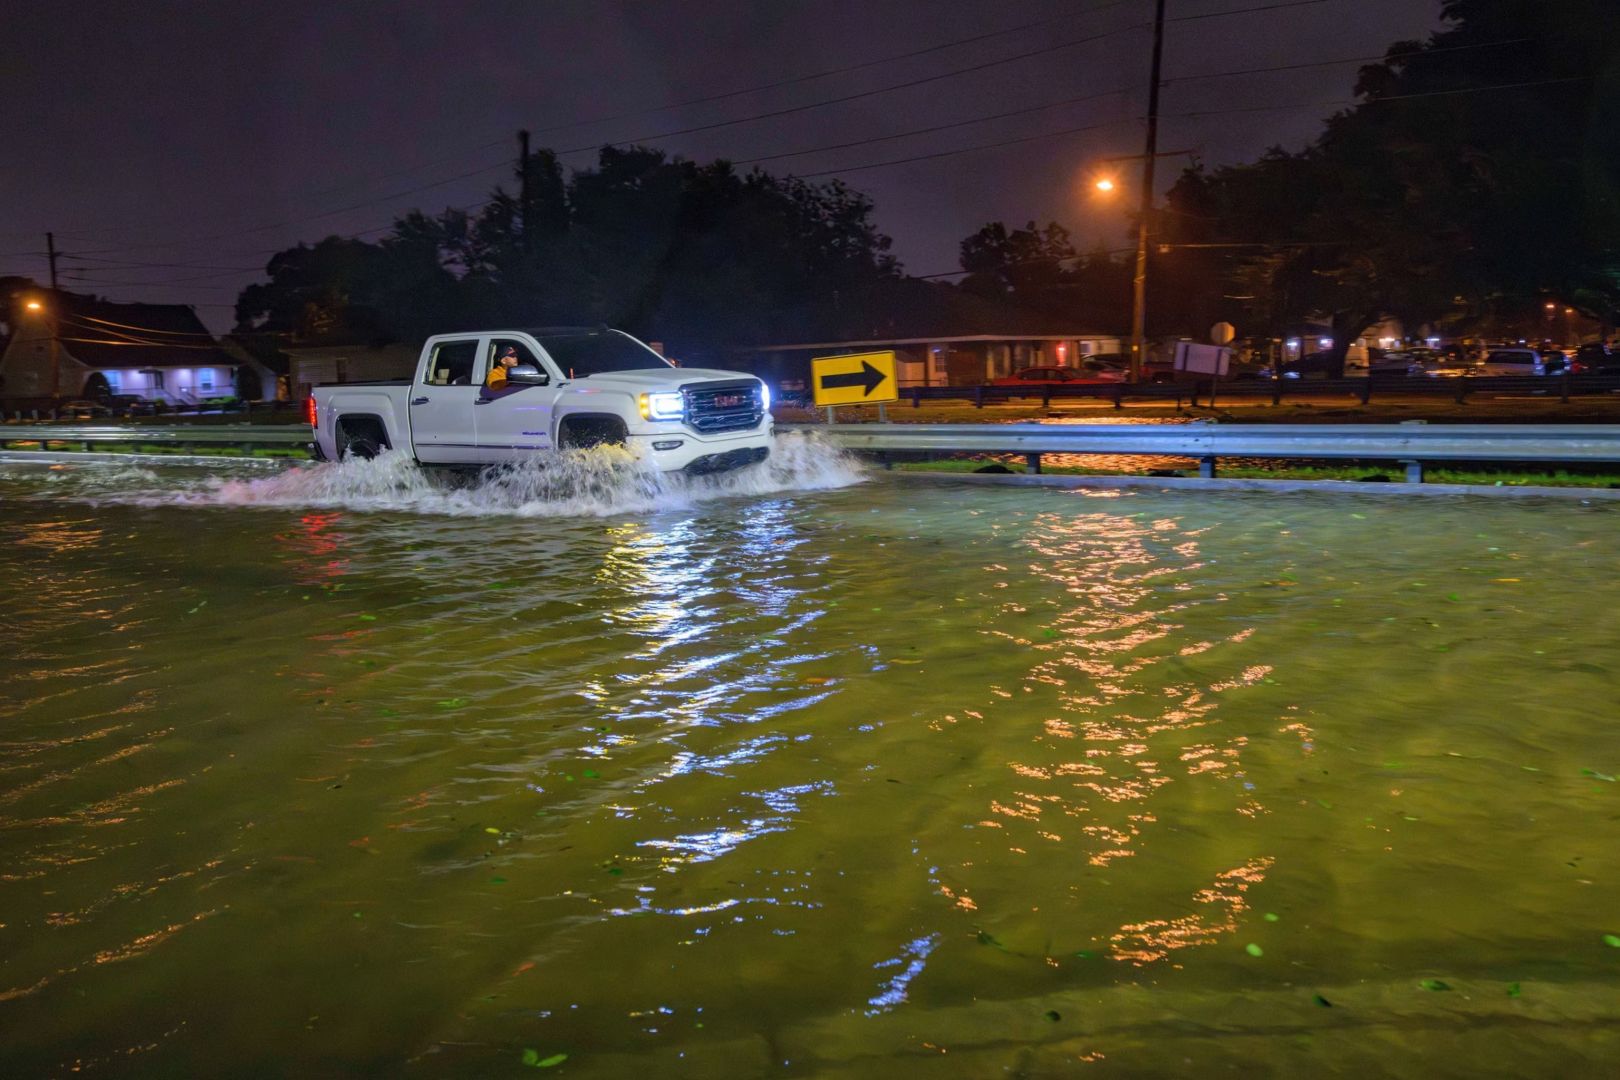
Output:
[
  {"xmin": 1419, "ymin": 979, "xmax": 1451, "ymax": 991},
  {"xmin": 1245, "ymin": 944, "xmax": 1264, "ymax": 957}
]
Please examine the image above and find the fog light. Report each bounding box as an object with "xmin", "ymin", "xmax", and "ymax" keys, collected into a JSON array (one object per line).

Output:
[{"xmin": 652, "ymin": 439, "xmax": 684, "ymax": 451}]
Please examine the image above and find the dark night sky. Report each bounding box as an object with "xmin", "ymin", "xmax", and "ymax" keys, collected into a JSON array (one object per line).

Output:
[{"xmin": 1, "ymin": 0, "xmax": 1444, "ymax": 330}]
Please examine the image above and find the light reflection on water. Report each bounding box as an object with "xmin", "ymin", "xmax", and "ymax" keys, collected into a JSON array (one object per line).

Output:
[{"xmin": 2, "ymin": 459, "xmax": 1620, "ymax": 1076}]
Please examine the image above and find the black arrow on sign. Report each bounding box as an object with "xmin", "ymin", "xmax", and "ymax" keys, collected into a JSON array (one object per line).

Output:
[{"xmin": 819, "ymin": 361, "xmax": 885, "ymax": 396}]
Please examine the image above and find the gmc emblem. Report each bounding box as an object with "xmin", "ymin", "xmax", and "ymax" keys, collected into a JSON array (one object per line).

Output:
[{"xmin": 713, "ymin": 394, "xmax": 744, "ymax": 408}]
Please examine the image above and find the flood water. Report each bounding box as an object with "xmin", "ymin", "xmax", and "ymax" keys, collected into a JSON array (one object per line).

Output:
[{"xmin": 3, "ymin": 442, "xmax": 1620, "ymax": 1077}]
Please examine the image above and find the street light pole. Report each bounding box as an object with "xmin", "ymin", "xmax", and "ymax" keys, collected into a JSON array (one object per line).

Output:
[{"xmin": 1130, "ymin": 0, "xmax": 1168, "ymax": 383}]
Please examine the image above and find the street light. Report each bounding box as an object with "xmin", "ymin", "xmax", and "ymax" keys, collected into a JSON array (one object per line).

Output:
[
  {"xmin": 1094, "ymin": 177, "xmax": 1116, "ymax": 193},
  {"xmin": 22, "ymin": 296, "xmax": 61, "ymax": 400}
]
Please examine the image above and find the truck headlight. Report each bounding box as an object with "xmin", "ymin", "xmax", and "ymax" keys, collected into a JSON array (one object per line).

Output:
[
  {"xmin": 640, "ymin": 392, "xmax": 684, "ymax": 421},
  {"xmin": 758, "ymin": 381, "xmax": 771, "ymax": 410}
]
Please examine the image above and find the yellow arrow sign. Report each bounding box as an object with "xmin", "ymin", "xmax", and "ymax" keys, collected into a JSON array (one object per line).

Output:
[{"xmin": 811, "ymin": 350, "xmax": 899, "ymax": 407}]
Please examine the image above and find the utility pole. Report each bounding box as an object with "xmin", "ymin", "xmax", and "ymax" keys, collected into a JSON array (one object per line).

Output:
[
  {"xmin": 1129, "ymin": 0, "xmax": 1168, "ymax": 383},
  {"xmin": 517, "ymin": 129, "xmax": 532, "ymax": 255},
  {"xmin": 45, "ymin": 231, "xmax": 62, "ymax": 401}
]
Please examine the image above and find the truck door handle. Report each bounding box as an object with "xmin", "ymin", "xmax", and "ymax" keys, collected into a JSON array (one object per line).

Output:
[
  {"xmin": 411, "ymin": 397, "xmax": 429, "ymax": 405},
  {"xmin": 474, "ymin": 398, "xmax": 493, "ymax": 405}
]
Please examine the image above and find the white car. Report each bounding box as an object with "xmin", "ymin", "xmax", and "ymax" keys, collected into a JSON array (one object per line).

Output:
[
  {"xmin": 310, "ymin": 327, "xmax": 772, "ymax": 473},
  {"xmin": 1478, "ymin": 347, "xmax": 1559, "ymax": 377}
]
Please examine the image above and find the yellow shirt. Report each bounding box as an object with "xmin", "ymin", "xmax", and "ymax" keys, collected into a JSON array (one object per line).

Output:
[{"xmin": 485, "ymin": 364, "xmax": 508, "ymax": 390}]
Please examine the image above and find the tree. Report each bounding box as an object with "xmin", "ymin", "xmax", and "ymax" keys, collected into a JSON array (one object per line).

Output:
[
  {"xmin": 234, "ymin": 146, "xmax": 902, "ymax": 352},
  {"xmin": 1160, "ymin": 0, "xmax": 1620, "ymax": 371},
  {"xmin": 958, "ymin": 221, "xmax": 1076, "ymax": 311}
]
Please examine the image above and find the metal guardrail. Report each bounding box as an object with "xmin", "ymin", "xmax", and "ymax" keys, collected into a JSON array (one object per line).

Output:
[
  {"xmin": 900, "ymin": 373, "xmax": 1620, "ymax": 409},
  {"xmin": 0, "ymin": 423, "xmax": 312, "ymax": 452},
  {"xmin": 789, "ymin": 422, "xmax": 1620, "ymax": 482},
  {"xmin": 9, "ymin": 421, "xmax": 1620, "ymax": 485}
]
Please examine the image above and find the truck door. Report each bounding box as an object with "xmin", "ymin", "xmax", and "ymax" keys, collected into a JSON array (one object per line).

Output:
[
  {"xmin": 409, "ymin": 338, "xmax": 484, "ymax": 464},
  {"xmin": 473, "ymin": 337, "xmax": 557, "ymax": 461}
]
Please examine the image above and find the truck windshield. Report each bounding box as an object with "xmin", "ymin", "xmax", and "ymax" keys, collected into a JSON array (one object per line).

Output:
[{"xmin": 536, "ymin": 332, "xmax": 672, "ymax": 377}]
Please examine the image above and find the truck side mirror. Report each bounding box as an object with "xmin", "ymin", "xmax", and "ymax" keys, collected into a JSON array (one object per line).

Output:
[{"xmin": 506, "ymin": 364, "xmax": 548, "ymax": 386}]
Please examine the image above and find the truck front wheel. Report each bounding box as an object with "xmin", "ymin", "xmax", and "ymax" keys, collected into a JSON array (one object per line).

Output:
[{"xmin": 557, "ymin": 416, "xmax": 628, "ymax": 449}]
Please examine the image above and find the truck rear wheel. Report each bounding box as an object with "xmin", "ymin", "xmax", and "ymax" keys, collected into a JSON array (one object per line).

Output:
[
  {"xmin": 557, "ymin": 416, "xmax": 628, "ymax": 449},
  {"xmin": 337, "ymin": 417, "xmax": 390, "ymax": 460}
]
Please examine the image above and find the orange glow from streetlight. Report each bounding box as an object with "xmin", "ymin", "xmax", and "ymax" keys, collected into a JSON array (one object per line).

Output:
[
  {"xmin": 25, "ymin": 299, "xmax": 43, "ymax": 312},
  {"xmin": 1095, "ymin": 177, "xmax": 1117, "ymax": 193}
]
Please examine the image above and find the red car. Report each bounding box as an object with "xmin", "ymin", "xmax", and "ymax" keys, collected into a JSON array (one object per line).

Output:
[{"xmin": 991, "ymin": 362, "xmax": 1126, "ymax": 387}]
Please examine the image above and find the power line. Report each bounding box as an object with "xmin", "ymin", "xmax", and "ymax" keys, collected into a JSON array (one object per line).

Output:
[
  {"xmin": 1168, "ymin": 0, "xmax": 1330, "ymax": 22},
  {"xmin": 796, "ymin": 115, "xmax": 1136, "ymax": 178},
  {"xmin": 733, "ymin": 86, "xmax": 1131, "ymax": 167},
  {"xmin": 1164, "ymin": 36, "xmax": 1532, "ymax": 86},
  {"xmin": 552, "ymin": 23, "xmax": 1152, "ymax": 159},
  {"xmin": 1170, "ymin": 75, "xmax": 1592, "ymax": 118},
  {"xmin": 526, "ymin": 0, "xmax": 1144, "ymax": 139}
]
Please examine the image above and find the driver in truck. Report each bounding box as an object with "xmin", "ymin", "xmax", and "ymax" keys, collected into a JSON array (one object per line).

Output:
[{"xmin": 486, "ymin": 345, "xmax": 520, "ymax": 390}]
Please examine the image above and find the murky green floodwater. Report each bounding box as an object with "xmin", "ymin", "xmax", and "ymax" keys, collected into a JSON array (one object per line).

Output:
[{"xmin": 3, "ymin": 450, "xmax": 1620, "ymax": 1078}]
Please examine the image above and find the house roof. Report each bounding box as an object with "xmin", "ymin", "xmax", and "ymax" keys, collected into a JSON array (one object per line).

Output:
[
  {"xmin": 741, "ymin": 333, "xmax": 1116, "ymax": 352},
  {"xmin": 53, "ymin": 295, "xmax": 237, "ymax": 370}
]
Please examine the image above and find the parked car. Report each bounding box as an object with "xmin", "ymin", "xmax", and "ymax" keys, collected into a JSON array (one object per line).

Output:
[
  {"xmin": 57, "ymin": 399, "xmax": 112, "ymax": 419},
  {"xmin": 1478, "ymin": 347, "xmax": 1556, "ymax": 376},
  {"xmin": 1575, "ymin": 342, "xmax": 1619, "ymax": 375},
  {"xmin": 991, "ymin": 362, "xmax": 1126, "ymax": 387},
  {"xmin": 105, "ymin": 394, "xmax": 159, "ymax": 417}
]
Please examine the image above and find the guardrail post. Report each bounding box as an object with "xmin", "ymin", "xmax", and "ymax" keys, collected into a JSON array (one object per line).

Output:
[
  {"xmin": 1199, "ymin": 456, "xmax": 1217, "ymax": 479},
  {"xmin": 911, "ymin": 387, "xmax": 922, "ymax": 409},
  {"xmin": 1401, "ymin": 459, "xmax": 1424, "ymax": 484},
  {"xmin": 1561, "ymin": 373, "xmax": 1571, "ymax": 404},
  {"xmin": 1359, "ymin": 378, "xmax": 1372, "ymax": 406},
  {"xmin": 973, "ymin": 386, "xmax": 984, "ymax": 409},
  {"xmin": 1112, "ymin": 386, "xmax": 1124, "ymax": 410},
  {"xmin": 1025, "ymin": 453, "xmax": 1042, "ymax": 474},
  {"xmin": 1455, "ymin": 377, "xmax": 1469, "ymax": 405},
  {"xmin": 1042, "ymin": 385, "xmax": 1051, "ymax": 410}
]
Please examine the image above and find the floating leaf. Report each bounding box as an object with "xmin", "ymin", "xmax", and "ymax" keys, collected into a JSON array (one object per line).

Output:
[
  {"xmin": 582, "ymin": 769, "xmax": 600, "ymax": 779},
  {"xmin": 1043, "ymin": 1010, "xmax": 1061, "ymax": 1022},
  {"xmin": 1420, "ymin": 979, "xmax": 1451, "ymax": 991},
  {"xmin": 521, "ymin": 1049, "xmax": 540, "ymax": 1067},
  {"xmin": 485, "ymin": 827, "xmax": 501, "ymax": 835},
  {"xmin": 1313, "ymin": 994, "xmax": 1333, "ymax": 1008},
  {"xmin": 1446, "ymin": 593, "xmax": 1461, "ymax": 602},
  {"xmin": 1263, "ymin": 913, "xmax": 1280, "ymax": 923},
  {"xmin": 1507, "ymin": 982, "xmax": 1522, "ymax": 997},
  {"xmin": 1245, "ymin": 943, "xmax": 1264, "ymax": 957},
  {"xmin": 537, "ymin": 1054, "xmax": 568, "ymax": 1068},
  {"xmin": 1603, "ymin": 934, "xmax": 1620, "ymax": 948},
  {"xmin": 357, "ymin": 614, "xmax": 378, "ymax": 622},
  {"xmin": 975, "ymin": 930, "xmax": 1007, "ymax": 950},
  {"xmin": 607, "ymin": 867, "xmax": 623, "ymax": 876},
  {"xmin": 490, "ymin": 875, "xmax": 507, "ymax": 884}
]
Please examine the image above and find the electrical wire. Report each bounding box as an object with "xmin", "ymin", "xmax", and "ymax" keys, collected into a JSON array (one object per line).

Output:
[
  {"xmin": 552, "ymin": 23, "xmax": 1150, "ymax": 160},
  {"xmin": 733, "ymin": 86, "xmax": 1131, "ymax": 166}
]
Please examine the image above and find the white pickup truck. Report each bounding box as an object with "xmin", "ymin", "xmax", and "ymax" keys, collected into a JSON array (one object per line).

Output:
[{"xmin": 309, "ymin": 327, "xmax": 772, "ymax": 474}]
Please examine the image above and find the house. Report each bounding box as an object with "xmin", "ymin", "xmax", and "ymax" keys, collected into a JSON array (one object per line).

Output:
[{"xmin": 0, "ymin": 288, "xmax": 273, "ymax": 407}]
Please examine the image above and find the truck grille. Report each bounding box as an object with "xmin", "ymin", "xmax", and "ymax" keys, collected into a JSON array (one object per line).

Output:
[{"xmin": 684, "ymin": 380, "xmax": 764, "ymax": 433}]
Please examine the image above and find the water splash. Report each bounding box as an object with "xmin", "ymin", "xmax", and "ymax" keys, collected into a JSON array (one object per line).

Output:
[{"xmin": 26, "ymin": 431, "xmax": 865, "ymax": 518}]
